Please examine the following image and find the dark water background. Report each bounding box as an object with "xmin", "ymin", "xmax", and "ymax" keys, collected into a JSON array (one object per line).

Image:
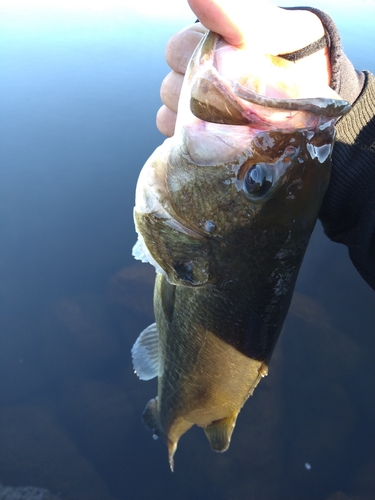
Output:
[{"xmin": 0, "ymin": 2, "xmax": 374, "ymax": 499}]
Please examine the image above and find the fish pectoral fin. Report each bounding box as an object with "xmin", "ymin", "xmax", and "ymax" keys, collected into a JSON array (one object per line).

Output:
[
  {"xmin": 131, "ymin": 323, "xmax": 160, "ymax": 380},
  {"xmin": 203, "ymin": 412, "xmax": 239, "ymax": 452}
]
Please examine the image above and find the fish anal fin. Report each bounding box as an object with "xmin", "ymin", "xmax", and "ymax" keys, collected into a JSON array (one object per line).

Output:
[{"xmin": 204, "ymin": 412, "xmax": 239, "ymax": 452}]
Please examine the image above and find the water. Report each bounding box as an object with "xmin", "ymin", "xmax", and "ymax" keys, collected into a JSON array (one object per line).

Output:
[{"xmin": 0, "ymin": 2, "xmax": 374, "ymax": 500}]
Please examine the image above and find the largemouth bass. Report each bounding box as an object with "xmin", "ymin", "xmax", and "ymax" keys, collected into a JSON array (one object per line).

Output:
[{"xmin": 131, "ymin": 31, "xmax": 350, "ymax": 470}]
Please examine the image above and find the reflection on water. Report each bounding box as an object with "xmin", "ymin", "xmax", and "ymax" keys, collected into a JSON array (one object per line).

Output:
[{"xmin": 0, "ymin": 3, "xmax": 374, "ymax": 500}]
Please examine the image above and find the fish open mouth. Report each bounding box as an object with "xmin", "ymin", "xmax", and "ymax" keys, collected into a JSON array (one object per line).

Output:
[{"xmin": 187, "ymin": 31, "xmax": 350, "ymax": 129}]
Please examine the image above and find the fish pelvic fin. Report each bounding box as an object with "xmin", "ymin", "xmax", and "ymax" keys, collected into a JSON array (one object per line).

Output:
[{"xmin": 203, "ymin": 412, "xmax": 239, "ymax": 452}]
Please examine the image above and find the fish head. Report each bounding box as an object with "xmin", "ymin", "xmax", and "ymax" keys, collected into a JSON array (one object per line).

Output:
[{"xmin": 133, "ymin": 32, "xmax": 350, "ymax": 288}]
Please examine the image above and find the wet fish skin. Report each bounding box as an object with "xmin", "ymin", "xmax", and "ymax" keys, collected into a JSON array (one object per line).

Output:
[{"xmin": 132, "ymin": 31, "xmax": 350, "ymax": 470}]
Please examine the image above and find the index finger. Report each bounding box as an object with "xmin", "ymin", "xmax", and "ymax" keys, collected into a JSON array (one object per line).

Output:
[{"xmin": 188, "ymin": 0, "xmax": 325, "ymax": 55}]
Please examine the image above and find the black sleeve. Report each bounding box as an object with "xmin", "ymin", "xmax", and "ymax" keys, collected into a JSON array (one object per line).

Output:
[
  {"xmin": 292, "ymin": 7, "xmax": 375, "ymax": 290},
  {"xmin": 320, "ymin": 71, "xmax": 375, "ymax": 290}
]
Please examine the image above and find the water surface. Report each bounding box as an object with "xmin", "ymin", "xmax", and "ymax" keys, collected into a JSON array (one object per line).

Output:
[{"xmin": 0, "ymin": 3, "xmax": 374, "ymax": 500}]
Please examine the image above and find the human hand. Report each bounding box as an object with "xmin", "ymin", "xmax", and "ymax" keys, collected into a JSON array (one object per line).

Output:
[{"xmin": 157, "ymin": 0, "xmax": 331, "ymax": 136}]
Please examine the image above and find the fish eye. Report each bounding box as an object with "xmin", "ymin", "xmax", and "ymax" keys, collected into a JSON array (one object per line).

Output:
[{"xmin": 244, "ymin": 164, "xmax": 272, "ymax": 196}]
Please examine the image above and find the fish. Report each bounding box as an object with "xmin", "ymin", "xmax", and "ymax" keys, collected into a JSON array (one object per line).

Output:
[{"xmin": 131, "ymin": 31, "xmax": 350, "ymax": 470}]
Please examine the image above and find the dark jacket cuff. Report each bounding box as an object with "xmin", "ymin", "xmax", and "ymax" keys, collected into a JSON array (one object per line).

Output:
[
  {"xmin": 283, "ymin": 7, "xmax": 375, "ymax": 290},
  {"xmin": 284, "ymin": 6, "xmax": 365, "ymax": 103}
]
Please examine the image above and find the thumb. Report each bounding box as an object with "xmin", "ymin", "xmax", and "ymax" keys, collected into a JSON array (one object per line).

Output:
[{"xmin": 188, "ymin": 0, "xmax": 325, "ymax": 55}]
